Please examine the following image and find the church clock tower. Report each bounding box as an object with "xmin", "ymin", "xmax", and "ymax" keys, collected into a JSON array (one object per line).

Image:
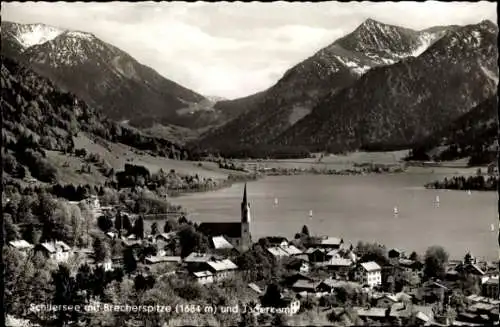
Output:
[{"xmin": 240, "ymin": 183, "xmax": 252, "ymax": 251}]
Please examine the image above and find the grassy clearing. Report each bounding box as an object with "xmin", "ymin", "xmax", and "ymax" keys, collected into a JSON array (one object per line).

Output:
[{"xmin": 44, "ymin": 133, "xmax": 243, "ymax": 186}]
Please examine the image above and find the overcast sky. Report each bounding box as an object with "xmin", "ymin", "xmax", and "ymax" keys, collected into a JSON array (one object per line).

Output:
[{"xmin": 2, "ymin": 1, "xmax": 497, "ymax": 99}]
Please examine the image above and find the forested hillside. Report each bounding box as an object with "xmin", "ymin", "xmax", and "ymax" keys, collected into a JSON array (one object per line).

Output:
[{"xmin": 1, "ymin": 56, "xmax": 192, "ymax": 184}]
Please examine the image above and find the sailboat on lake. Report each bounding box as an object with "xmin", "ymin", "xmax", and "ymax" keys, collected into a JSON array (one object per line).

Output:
[
  {"xmin": 434, "ymin": 195, "xmax": 440, "ymax": 208},
  {"xmin": 393, "ymin": 206, "xmax": 399, "ymax": 217},
  {"xmin": 309, "ymin": 210, "xmax": 313, "ymax": 219},
  {"xmin": 274, "ymin": 197, "xmax": 279, "ymax": 206}
]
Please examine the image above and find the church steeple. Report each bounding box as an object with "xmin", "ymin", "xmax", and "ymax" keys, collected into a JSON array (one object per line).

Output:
[{"xmin": 241, "ymin": 183, "xmax": 250, "ymax": 223}]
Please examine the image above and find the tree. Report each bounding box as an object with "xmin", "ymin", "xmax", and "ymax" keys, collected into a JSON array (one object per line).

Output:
[
  {"xmin": 93, "ymin": 237, "xmax": 111, "ymax": 262},
  {"xmin": 133, "ymin": 216, "xmax": 145, "ymax": 239},
  {"xmin": 409, "ymin": 251, "xmax": 420, "ymax": 262},
  {"xmin": 97, "ymin": 215, "xmax": 113, "ymax": 232},
  {"xmin": 123, "ymin": 247, "xmax": 137, "ymax": 274},
  {"xmin": 76, "ymin": 264, "xmax": 93, "ymax": 301},
  {"xmin": 261, "ymin": 283, "xmax": 282, "ymax": 308},
  {"xmin": 115, "ymin": 212, "xmax": 123, "ymax": 231},
  {"xmin": 301, "ymin": 225, "xmax": 310, "ymax": 237},
  {"xmin": 52, "ymin": 264, "xmax": 84, "ymax": 325},
  {"xmin": 150, "ymin": 222, "xmax": 158, "ymax": 236},
  {"xmin": 3, "ymin": 213, "xmax": 21, "ymax": 242},
  {"xmin": 122, "ymin": 214, "xmax": 133, "ymax": 234},
  {"xmin": 178, "ymin": 225, "xmax": 208, "ymax": 258},
  {"xmin": 163, "ymin": 219, "xmax": 174, "ymax": 233},
  {"xmin": 424, "ymin": 246, "xmax": 449, "ymax": 279}
]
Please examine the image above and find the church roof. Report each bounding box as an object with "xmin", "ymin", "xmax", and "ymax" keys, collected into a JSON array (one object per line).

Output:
[{"xmin": 198, "ymin": 222, "xmax": 242, "ymax": 238}]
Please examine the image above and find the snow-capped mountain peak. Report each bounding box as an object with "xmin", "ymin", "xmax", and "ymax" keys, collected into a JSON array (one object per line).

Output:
[{"xmin": 9, "ymin": 23, "xmax": 66, "ymax": 49}]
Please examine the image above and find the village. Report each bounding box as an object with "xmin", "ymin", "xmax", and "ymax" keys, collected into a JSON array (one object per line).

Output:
[{"xmin": 5, "ymin": 185, "xmax": 500, "ymax": 327}]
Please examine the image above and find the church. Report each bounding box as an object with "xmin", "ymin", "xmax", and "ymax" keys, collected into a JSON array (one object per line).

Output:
[{"xmin": 198, "ymin": 183, "xmax": 252, "ymax": 252}]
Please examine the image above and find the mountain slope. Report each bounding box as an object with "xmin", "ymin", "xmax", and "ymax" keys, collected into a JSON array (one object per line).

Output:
[
  {"xmin": 196, "ymin": 19, "xmax": 448, "ymax": 153},
  {"xmin": 1, "ymin": 21, "xmax": 228, "ymax": 129},
  {"xmin": 407, "ymin": 96, "xmax": 498, "ymax": 165},
  {"xmin": 1, "ymin": 55, "xmax": 198, "ymax": 185},
  {"xmin": 275, "ymin": 20, "xmax": 498, "ymax": 153}
]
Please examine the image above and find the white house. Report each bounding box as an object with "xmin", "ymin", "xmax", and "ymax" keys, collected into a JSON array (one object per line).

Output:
[
  {"xmin": 355, "ymin": 261, "xmax": 382, "ymax": 288},
  {"xmin": 193, "ymin": 271, "xmax": 214, "ymax": 285},
  {"xmin": 205, "ymin": 259, "xmax": 238, "ymax": 282},
  {"xmin": 37, "ymin": 241, "xmax": 72, "ymax": 263}
]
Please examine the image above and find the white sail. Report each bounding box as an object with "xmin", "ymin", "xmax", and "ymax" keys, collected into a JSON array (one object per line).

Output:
[
  {"xmin": 435, "ymin": 195, "xmax": 440, "ymax": 203},
  {"xmin": 491, "ymin": 224, "xmax": 495, "ymax": 232},
  {"xmin": 309, "ymin": 210, "xmax": 313, "ymax": 218},
  {"xmin": 274, "ymin": 198, "xmax": 279, "ymax": 206},
  {"xmin": 393, "ymin": 206, "xmax": 399, "ymax": 215},
  {"xmin": 467, "ymin": 190, "xmax": 472, "ymax": 195}
]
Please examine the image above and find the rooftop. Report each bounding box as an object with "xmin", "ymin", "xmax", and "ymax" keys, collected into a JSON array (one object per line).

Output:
[
  {"xmin": 206, "ymin": 259, "xmax": 238, "ymax": 272},
  {"xmin": 268, "ymin": 247, "xmax": 290, "ymax": 257},
  {"xmin": 317, "ymin": 236, "xmax": 343, "ymax": 246},
  {"xmin": 360, "ymin": 261, "xmax": 381, "ymax": 272},
  {"xmin": 184, "ymin": 252, "xmax": 220, "ymax": 263},
  {"xmin": 40, "ymin": 241, "xmax": 71, "ymax": 253},
  {"xmin": 9, "ymin": 240, "xmax": 33, "ymax": 249},
  {"xmin": 355, "ymin": 307, "xmax": 387, "ymax": 317},
  {"xmin": 145, "ymin": 256, "xmax": 182, "ymax": 264},
  {"xmin": 212, "ymin": 236, "xmax": 234, "ymax": 250}
]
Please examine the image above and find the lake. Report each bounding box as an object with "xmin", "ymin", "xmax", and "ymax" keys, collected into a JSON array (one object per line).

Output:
[{"xmin": 170, "ymin": 173, "xmax": 498, "ymax": 260}]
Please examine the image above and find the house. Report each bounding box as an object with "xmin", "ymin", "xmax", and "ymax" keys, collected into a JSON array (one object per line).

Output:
[
  {"xmin": 198, "ymin": 184, "xmax": 252, "ymax": 251},
  {"xmin": 184, "ymin": 252, "xmax": 222, "ymax": 271},
  {"xmin": 261, "ymin": 236, "xmax": 288, "ymax": 246},
  {"xmin": 205, "ymin": 259, "xmax": 238, "ymax": 282},
  {"xmin": 281, "ymin": 296, "xmax": 301, "ymax": 315},
  {"xmin": 376, "ymin": 294, "xmax": 401, "ymax": 308},
  {"xmin": 145, "ymin": 255, "xmax": 182, "ymax": 266},
  {"xmin": 97, "ymin": 259, "xmax": 114, "ymax": 272},
  {"xmin": 36, "ymin": 241, "xmax": 72, "ymax": 262},
  {"xmin": 355, "ymin": 261, "xmax": 382, "ymax": 288},
  {"xmin": 284, "ymin": 273, "xmax": 315, "ymax": 288},
  {"xmin": 312, "ymin": 236, "xmax": 343, "ymax": 250},
  {"xmin": 398, "ymin": 259, "xmax": 424, "ymax": 278},
  {"xmin": 355, "ymin": 307, "xmax": 388, "ymax": 322},
  {"xmin": 305, "ymin": 248, "xmax": 328, "ymax": 263},
  {"xmin": 281, "ymin": 244, "xmax": 303, "ymax": 256},
  {"xmin": 211, "ymin": 236, "xmax": 235, "ymax": 251},
  {"xmin": 291, "ymin": 279, "xmax": 319, "ymax": 293},
  {"xmin": 193, "ymin": 271, "xmax": 214, "ymax": 285},
  {"xmin": 320, "ymin": 258, "xmax": 353, "ymax": 276},
  {"xmin": 456, "ymin": 263, "xmax": 486, "ymax": 276},
  {"xmin": 268, "ymin": 246, "xmax": 290, "ymax": 258},
  {"xmin": 9, "ymin": 240, "xmax": 34, "ymax": 252},
  {"xmin": 482, "ymin": 277, "xmax": 499, "ymax": 299}
]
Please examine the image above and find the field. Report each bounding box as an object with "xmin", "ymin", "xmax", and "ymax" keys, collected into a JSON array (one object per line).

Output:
[
  {"xmin": 236, "ymin": 150, "xmax": 488, "ymax": 176},
  {"xmin": 236, "ymin": 150, "xmax": 410, "ymax": 171},
  {"xmin": 44, "ymin": 133, "xmax": 243, "ymax": 186}
]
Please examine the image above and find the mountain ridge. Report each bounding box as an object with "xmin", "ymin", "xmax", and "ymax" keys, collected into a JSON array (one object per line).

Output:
[
  {"xmin": 1, "ymin": 21, "xmax": 236, "ymax": 129},
  {"xmin": 274, "ymin": 20, "xmax": 498, "ymax": 153},
  {"xmin": 195, "ymin": 18, "xmax": 453, "ymax": 153}
]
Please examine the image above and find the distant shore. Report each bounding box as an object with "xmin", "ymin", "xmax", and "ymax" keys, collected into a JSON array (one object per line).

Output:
[{"xmin": 425, "ymin": 174, "xmax": 498, "ymax": 192}]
